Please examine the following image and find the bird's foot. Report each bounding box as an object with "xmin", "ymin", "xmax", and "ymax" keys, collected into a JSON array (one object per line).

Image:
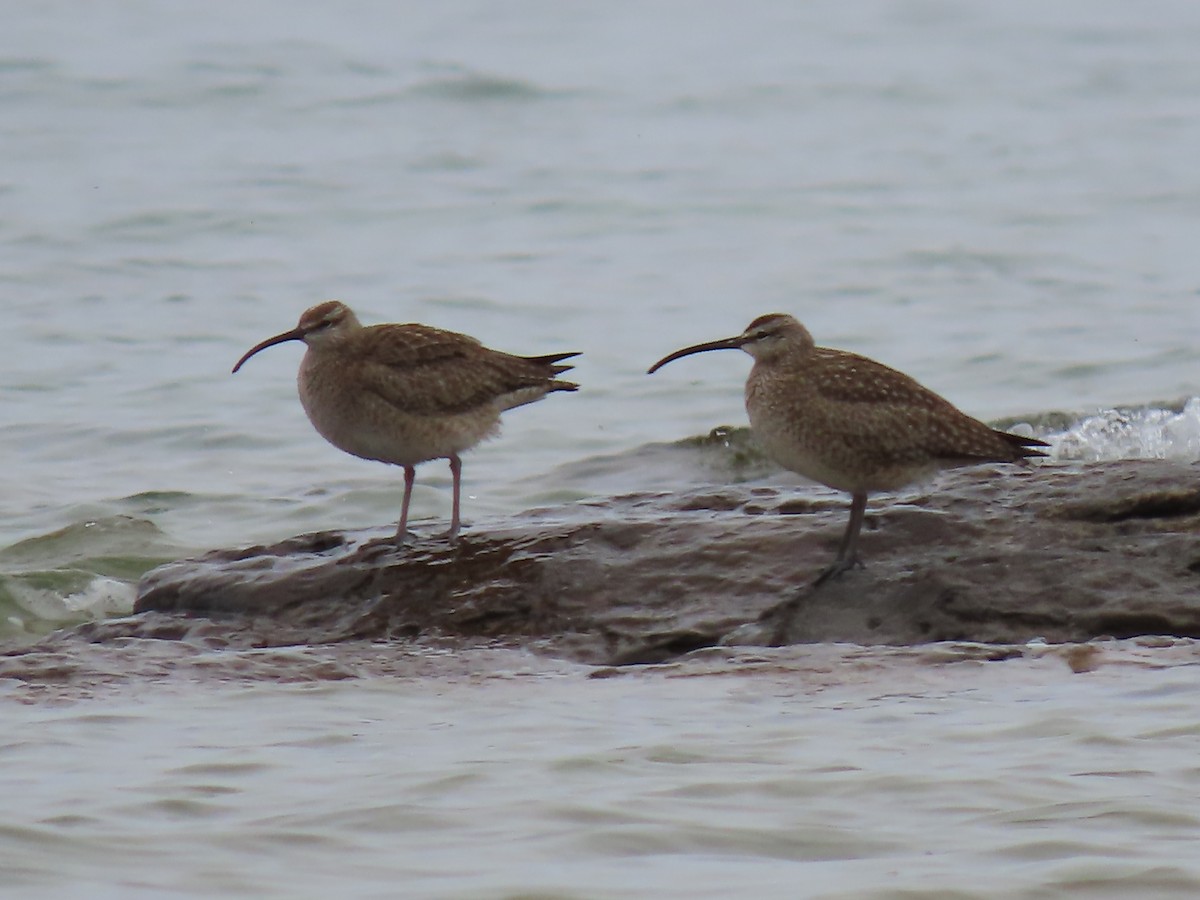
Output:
[{"xmin": 812, "ymin": 554, "xmax": 864, "ymax": 587}]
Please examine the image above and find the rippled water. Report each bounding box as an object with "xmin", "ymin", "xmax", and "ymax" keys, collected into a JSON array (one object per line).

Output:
[
  {"xmin": 4, "ymin": 642, "xmax": 1200, "ymax": 898},
  {"xmin": 3, "ymin": 1, "xmax": 1200, "ymax": 895}
]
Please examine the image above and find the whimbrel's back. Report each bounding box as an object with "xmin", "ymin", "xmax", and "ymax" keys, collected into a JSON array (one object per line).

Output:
[
  {"xmin": 747, "ymin": 346, "xmax": 1045, "ymax": 494},
  {"xmin": 338, "ymin": 324, "xmax": 579, "ymax": 416}
]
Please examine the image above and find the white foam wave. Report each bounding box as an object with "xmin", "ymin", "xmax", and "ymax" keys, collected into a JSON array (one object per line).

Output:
[
  {"xmin": 4, "ymin": 576, "xmax": 136, "ymax": 634},
  {"xmin": 1050, "ymin": 397, "xmax": 1200, "ymax": 462}
]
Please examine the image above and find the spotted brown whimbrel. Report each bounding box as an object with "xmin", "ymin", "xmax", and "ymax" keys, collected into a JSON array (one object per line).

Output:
[
  {"xmin": 648, "ymin": 313, "xmax": 1048, "ymax": 584},
  {"xmin": 233, "ymin": 300, "xmax": 579, "ymax": 539}
]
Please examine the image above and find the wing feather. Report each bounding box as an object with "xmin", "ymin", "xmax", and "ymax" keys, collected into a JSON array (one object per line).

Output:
[
  {"xmin": 796, "ymin": 349, "xmax": 1045, "ymax": 463},
  {"xmin": 352, "ymin": 324, "xmax": 577, "ymax": 416}
]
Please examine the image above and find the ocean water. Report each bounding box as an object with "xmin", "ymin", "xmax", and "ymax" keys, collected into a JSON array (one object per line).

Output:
[
  {"xmin": 5, "ymin": 641, "xmax": 1200, "ymax": 898},
  {"xmin": 2, "ymin": 1, "xmax": 1200, "ymax": 895}
]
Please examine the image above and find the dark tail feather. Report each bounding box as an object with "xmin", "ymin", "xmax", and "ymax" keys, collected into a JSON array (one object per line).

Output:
[
  {"xmin": 524, "ymin": 351, "xmax": 581, "ymax": 378},
  {"xmin": 994, "ymin": 429, "xmax": 1050, "ymax": 459}
]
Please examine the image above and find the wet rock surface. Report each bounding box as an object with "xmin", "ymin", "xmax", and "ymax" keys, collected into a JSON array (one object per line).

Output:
[
  {"xmin": 107, "ymin": 459, "xmax": 1200, "ymax": 666},
  {"xmin": 2, "ymin": 459, "xmax": 1197, "ymax": 692}
]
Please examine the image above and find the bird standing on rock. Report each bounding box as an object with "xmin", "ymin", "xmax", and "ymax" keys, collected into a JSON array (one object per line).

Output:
[
  {"xmin": 648, "ymin": 313, "xmax": 1048, "ymax": 584},
  {"xmin": 233, "ymin": 300, "xmax": 579, "ymax": 539}
]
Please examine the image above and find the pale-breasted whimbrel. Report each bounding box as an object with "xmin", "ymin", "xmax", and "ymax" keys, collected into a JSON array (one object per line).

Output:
[
  {"xmin": 648, "ymin": 313, "xmax": 1048, "ymax": 584},
  {"xmin": 233, "ymin": 300, "xmax": 579, "ymax": 539}
]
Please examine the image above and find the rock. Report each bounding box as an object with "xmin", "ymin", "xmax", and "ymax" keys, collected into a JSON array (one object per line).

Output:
[{"xmin": 129, "ymin": 460, "xmax": 1200, "ymax": 665}]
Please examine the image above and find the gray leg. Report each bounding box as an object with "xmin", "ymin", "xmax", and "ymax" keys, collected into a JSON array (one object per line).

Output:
[
  {"xmin": 814, "ymin": 491, "xmax": 868, "ymax": 586},
  {"xmin": 448, "ymin": 453, "xmax": 463, "ymax": 538}
]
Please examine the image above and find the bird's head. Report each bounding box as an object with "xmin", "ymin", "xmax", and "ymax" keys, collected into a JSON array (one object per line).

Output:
[{"xmin": 232, "ymin": 300, "xmax": 362, "ymax": 372}]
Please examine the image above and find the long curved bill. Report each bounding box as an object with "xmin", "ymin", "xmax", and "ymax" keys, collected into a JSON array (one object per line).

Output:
[
  {"xmin": 646, "ymin": 335, "xmax": 748, "ymax": 374},
  {"xmin": 232, "ymin": 327, "xmax": 305, "ymax": 373}
]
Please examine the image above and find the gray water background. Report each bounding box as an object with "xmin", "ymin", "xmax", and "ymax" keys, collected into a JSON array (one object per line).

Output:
[
  {"xmin": 3, "ymin": 2, "xmax": 1200, "ymax": 896},
  {"xmin": 5, "ymin": 1, "xmax": 1199, "ymax": 556}
]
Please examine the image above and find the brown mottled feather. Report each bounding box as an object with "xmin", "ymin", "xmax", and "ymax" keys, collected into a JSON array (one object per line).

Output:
[
  {"xmin": 648, "ymin": 311, "xmax": 1047, "ymax": 581},
  {"xmin": 799, "ymin": 348, "xmax": 1045, "ymax": 464},
  {"xmin": 653, "ymin": 312, "xmax": 1046, "ymax": 495},
  {"xmin": 343, "ymin": 324, "xmax": 578, "ymax": 416},
  {"xmin": 232, "ymin": 301, "xmax": 579, "ymax": 537}
]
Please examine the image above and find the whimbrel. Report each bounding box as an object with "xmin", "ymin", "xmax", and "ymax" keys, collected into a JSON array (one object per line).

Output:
[
  {"xmin": 233, "ymin": 300, "xmax": 579, "ymax": 539},
  {"xmin": 648, "ymin": 313, "xmax": 1047, "ymax": 584}
]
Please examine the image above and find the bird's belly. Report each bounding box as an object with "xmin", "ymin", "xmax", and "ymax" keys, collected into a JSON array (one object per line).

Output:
[
  {"xmin": 752, "ymin": 422, "xmax": 860, "ymax": 492},
  {"xmin": 748, "ymin": 405, "xmax": 936, "ymax": 494},
  {"xmin": 298, "ymin": 366, "xmax": 499, "ymax": 466}
]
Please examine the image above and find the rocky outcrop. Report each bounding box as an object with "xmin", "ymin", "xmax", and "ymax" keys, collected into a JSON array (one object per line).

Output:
[{"xmin": 128, "ymin": 459, "xmax": 1200, "ymax": 665}]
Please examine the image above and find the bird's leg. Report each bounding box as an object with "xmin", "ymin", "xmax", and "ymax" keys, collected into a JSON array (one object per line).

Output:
[
  {"xmin": 395, "ymin": 465, "xmax": 416, "ymax": 541},
  {"xmin": 447, "ymin": 453, "xmax": 463, "ymax": 540},
  {"xmin": 813, "ymin": 491, "xmax": 868, "ymax": 586}
]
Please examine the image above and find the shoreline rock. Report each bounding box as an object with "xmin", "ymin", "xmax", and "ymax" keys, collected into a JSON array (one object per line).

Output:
[{"xmin": 126, "ymin": 459, "xmax": 1200, "ymax": 665}]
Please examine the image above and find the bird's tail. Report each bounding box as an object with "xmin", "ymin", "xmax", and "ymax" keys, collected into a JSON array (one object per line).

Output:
[
  {"xmin": 524, "ymin": 351, "xmax": 581, "ymax": 379},
  {"xmin": 993, "ymin": 429, "xmax": 1050, "ymax": 459}
]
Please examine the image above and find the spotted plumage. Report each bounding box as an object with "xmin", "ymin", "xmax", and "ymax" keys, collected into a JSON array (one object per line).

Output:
[
  {"xmin": 648, "ymin": 313, "xmax": 1047, "ymax": 584},
  {"xmin": 233, "ymin": 300, "xmax": 579, "ymax": 539}
]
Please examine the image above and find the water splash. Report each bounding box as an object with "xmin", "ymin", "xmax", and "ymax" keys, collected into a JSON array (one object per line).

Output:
[
  {"xmin": 0, "ymin": 516, "xmax": 174, "ymax": 640},
  {"xmin": 1, "ymin": 574, "xmax": 134, "ymax": 640},
  {"xmin": 1051, "ymin": 397, "xmax": 1200, "ymax": 462}
]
